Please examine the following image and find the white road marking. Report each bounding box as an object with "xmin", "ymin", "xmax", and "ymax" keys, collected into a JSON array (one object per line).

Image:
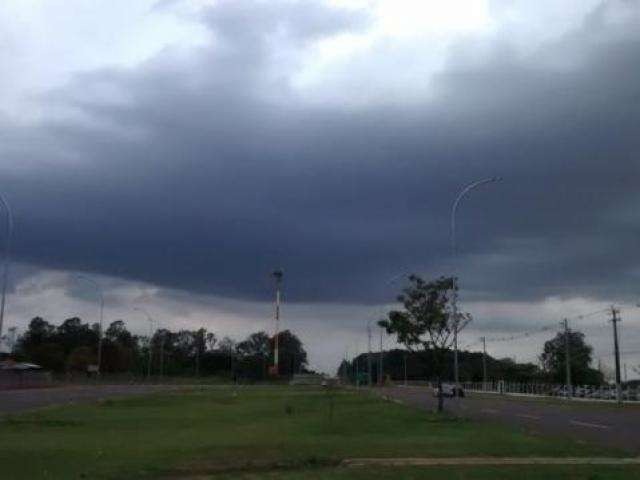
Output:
[
  {"xmin": 481, "ymin": 408, "xmax": 499, "ymax": 414},
  {"xmin": 570, "ymin": 420, "xmax": 610, "ymax": 429},
  {"xmin": 516, "ymin": 414, "xmax": 541, "ymax": 420}
]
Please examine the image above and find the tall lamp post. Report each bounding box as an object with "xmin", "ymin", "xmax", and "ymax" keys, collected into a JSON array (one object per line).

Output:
[
  {"xmin": 450, "ymin": 176, "xmax": 501, "ymax": 398},
  {"xmin": 75, "ymin": 275, "xmax": 104, "ymax": 376},
  {"xmin": 366, "ymin": 318, "xmax": 375, "ymax": 386},
  {"xmin": 0, "ymin": 194, "xmax": 13, "ymax": 341},
  {"xmin": 367, "ymin": 272, "xmax": 410, "ymax": 386},
  {"xmin": 272, "ymin": 269, "xmax": 283, "ymax": 376},
  {"xmin": 135, "ymin": 307, "xmax": 155, "ymax": 381}
]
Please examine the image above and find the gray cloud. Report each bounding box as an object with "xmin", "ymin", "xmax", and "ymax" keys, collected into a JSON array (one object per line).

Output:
[{"xmin": 2, "ymin": 0, "xmax": 640, "ymax": 309}]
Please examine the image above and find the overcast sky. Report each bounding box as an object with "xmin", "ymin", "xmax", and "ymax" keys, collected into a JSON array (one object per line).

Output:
[{"xmin": 1, "ymin": 0, "xmax": 640, "ymax": 374}]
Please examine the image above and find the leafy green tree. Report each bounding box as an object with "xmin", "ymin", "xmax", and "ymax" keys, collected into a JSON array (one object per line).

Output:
[
  {"xmin": 67, "ymin": 346, "xmax": 95, "ymax": 372},
  {"xmin": 379, "ymin": 275, "xmax": 470, "ymax": 412},
  {"xmin": 272, "ymin": 330, "xmax": 307, "ymax": 377},
  {"xmin": 30, "ymin": 343, "xmax": 66, "ymax": 371},
  {"xmin": 217, "ymin": 336, "xmax": 236, "ymax": 354},
  {"xmin": 55, "ymin": 317, "xmax": 99, "ymax": 356},
  {"xmin": 237, "ymin": 332, "xmax": 271, "ymax": 380},
  {"xmin": 540, "ymin": 330, "xmax": 603, "ymax": 385},
  {"xmin": 17, "ymin": 317, "xmax": 55, "ymax": 354},
  {"xmin": 105, "ymin": 320, "xmax": 137, "ymax": 349},
  {"xmin": 237, "ymin": 332, "xmax": 270, "ymax": 358},
  {"xmin": 102, "ymin": 320, "xmax": 138, "ymax": 373}
]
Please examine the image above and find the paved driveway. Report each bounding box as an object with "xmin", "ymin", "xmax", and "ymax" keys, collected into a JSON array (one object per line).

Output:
[{"xmin": 381, "ymin": 386, "xmax": 640, "ymax": 455}]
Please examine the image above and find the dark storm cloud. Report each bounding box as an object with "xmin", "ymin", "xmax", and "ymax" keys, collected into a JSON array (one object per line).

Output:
[{"xmin": 3, "ymin": 0, "xmax": 640, "ymax": 304}]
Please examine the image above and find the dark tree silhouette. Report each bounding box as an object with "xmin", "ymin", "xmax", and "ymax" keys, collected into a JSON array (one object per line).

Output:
[
  {"xmin": 540, "ymin": 330, "xmax": 603, "ymax": 385},
  {"xmin": 379, "ymin": 275, "xmax": 470, "ymax": 412}
]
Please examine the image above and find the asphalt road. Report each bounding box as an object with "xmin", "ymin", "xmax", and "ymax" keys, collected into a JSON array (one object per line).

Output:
[
  {"xmin": 0, "ymin": 385, "xmax": 176, "ymax": 414},
  {"xmin": 381, "ymin": 386, "xmax": 640, "ymax": 455}
]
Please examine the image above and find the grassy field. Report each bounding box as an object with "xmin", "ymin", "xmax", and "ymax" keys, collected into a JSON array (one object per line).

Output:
[{"xmin": 0, "ymin": 386, "xmax": 637, "ymax": 479}]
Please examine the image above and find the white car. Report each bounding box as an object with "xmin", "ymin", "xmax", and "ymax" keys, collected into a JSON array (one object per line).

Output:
[{"xmin": 433, "ymin": 383, "xmax": 465, "ymax": 398}]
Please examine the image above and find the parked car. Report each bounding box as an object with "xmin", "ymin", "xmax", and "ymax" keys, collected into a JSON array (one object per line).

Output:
[
  {"xmin": 433, "ymin": 383, "xmax": 465, "ymax": 398},
  {"xmin": 587, "ymin": 389, "xmax": 602, "ymax": 399},
  {"xmin": 553, "ymin": 386, "xmax": 572, "ymax": 397}
]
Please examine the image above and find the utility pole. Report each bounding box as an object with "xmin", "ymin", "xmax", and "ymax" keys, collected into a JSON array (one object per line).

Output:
[
  {"xmin": 159, "ymin": 330, "xmax": 165, "ymax": 380},
  {"xmin": 76, "ymin": 275, "xmax": 104, "ymax": 377},
  {"xmin": 367, "ymin": 322, "xmax": 373, "ymax": 387},
  {"xmin": 562, "ymin": 318, "xmax": 572, "ymax": 399},
  {"xmin": 481, "ymin": 336, "xmax": 487, "ymax": 391},
  {"xmin": 135, "ymin": 308, "xmax": 155, "ymax": 381},
  {"xmin": 452, "ymin": 277, "xmax": 460, "ymax": 396},
  {"xmin": 272, "ymin": 269, "xmax": 283, "ymax": 376},
  {"xmin": 378, "ymin": 328, "xmax": 384, "ymax": 386},
  {"xmin": 195, "ymin": 340, "xmax": 200, "ymax": 378},
  {"xmin": 403, "ymin": 351, "xmax": 408, "ymax": 386},
  {"xmin": 611, "ymin": 306, "xmax": 622, "ymax": 404},
  {"xmin": 147, "ymin": 323, "xmax": 153, "ymax": 380}
]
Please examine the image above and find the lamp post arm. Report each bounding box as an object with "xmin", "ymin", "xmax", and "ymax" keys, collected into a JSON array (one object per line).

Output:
[{"xmin": 451, "ymin": 176, "xmax": 501, "ymax": 260}]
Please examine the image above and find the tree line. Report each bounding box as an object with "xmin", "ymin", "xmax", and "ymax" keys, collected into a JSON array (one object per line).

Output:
[
  {"xmin": 340, "ymin": 332, "xmax": 603, "ymax": 387},
  {"xmin": 12, "ymin": 317, "xmax": 309, "ymax": 380}
]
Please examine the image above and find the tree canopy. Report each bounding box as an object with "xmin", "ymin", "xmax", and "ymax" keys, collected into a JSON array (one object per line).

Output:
[
  {"xmin": 379, "ymin": 275, "xmax": 471, "ymax": 411},
  {"xmin": 540, "ymin": 330, "xmax": 603, "ymax": 385},
  {"xmin": 14, "ymin": 316, "xmax": 308, "ymax": 381}
]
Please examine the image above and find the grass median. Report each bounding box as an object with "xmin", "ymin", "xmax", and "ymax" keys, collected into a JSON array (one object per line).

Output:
[{"xmin": 0, "ymin": 386, "xmax": 636, "ymax": 479}]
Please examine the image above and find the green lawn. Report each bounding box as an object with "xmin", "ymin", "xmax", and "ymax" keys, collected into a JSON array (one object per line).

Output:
[{"xmin": 0, "ymin": 386, "xmax": 636, "ymax": 479}]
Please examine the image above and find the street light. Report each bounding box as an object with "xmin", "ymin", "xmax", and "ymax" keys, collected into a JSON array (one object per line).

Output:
[
  {"xmin": 271, "ymin": 269, "xmax": 284, "ymax": 376},
  {"xmin": 367, "ymin": 271, "xmax": 411, "ymax": 386},
  {"xmin": 135, "ymin": 307, "xmax": 155, "ymax": 381},
  {"xmin": 450, "ymin": 176, "xmax": 502, "ymax": 398},
  {"xmin": 74, "ymin": 274, "xmax": 104, "ymax": 376},
  {"xmin": 0, "ymin": 193, "xmax": 13, "ymax": 340}
]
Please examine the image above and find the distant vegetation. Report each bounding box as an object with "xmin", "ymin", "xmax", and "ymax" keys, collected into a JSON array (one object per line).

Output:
[
  {"xmin": 11, "ymin": 316, "xmax": 309, "ymax": 380},
  {"xmin": 340, "ymin": 330, "xmax": 603, "ymax": 387},
  {"xmin": 340, "ymin": 274, "xmax": 604, "ymax": 388}
]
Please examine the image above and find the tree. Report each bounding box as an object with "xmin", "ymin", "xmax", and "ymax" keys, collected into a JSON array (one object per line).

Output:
[
  {"xmin": 16, "ymin": 318, "xmax": 65, "ymax": 370},
  {"xmin": 67, "ymin": 346, "xmax": 95, "ymax": 373},
  {"xmin": 379, "ymin": 275, "xmax": 470, "ymax": 412},
  {"xmin": 236, "ymin": 332, "xmax": 271, "ymax": 380},
  {"xmin": 205, "ymin": 332, "xmax": 217, "ymax": 351},
  {"xmin": 271, "ymin": 330, "xmax": 307, "ymax": 377},
  {"xmin": 56, "ymin": 317, "xmax": 99, "ymax": 356},
  {"xmin": 218, "ymin": 336, "xmax": 236, "ymax": 354},
  {"xmin": 17, "ymin": 317, "xmax": 55, "ymax": 354},
  {"xmin": 237, "ymin": 332, "xmax": 270, "ymax": 358},
  {"xmin": 105, "ymin": 320, "xmax": 136, "ymax": 349},
  {"xmin": 103, "ymin": 320, "xmax": 138, "ymax": 373},
  {"xmin": 540, "ymin": 330, "xmax": 603, "ymax": 385},
  {"xmin": 30, "ymin": 343, "xmax": 66, "ymax": 371}
]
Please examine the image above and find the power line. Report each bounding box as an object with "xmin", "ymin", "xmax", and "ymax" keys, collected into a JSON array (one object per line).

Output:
[{"xmin": 460, "ymin": 308, "xmax": 612, "ymax": 350}]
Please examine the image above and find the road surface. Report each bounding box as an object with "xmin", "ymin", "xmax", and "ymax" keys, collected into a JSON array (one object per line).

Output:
[
  {"xmin": 0, "ymin": 385, "xmax": 176, "ymax": 414},
  {"xmin": 381, "ymin": 386, "xmax": 640, "ymax": 455}
]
